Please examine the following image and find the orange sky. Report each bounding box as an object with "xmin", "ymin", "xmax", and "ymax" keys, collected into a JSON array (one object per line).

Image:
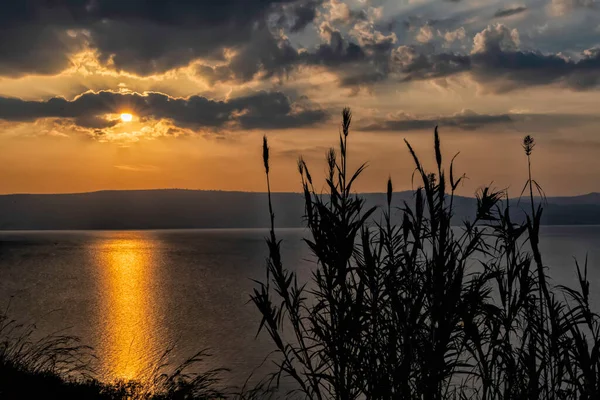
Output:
[{"xmin": 0, "ymin": 0, "xmax": 598, "ymax": 196}]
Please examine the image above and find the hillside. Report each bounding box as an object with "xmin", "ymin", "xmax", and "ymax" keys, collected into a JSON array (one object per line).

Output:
[{"xmin": 0, "ymin": 189, "xmax": 598, "ymax": 230}]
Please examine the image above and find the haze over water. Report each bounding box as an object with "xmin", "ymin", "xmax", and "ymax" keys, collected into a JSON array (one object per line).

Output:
[{"xmin": 0, "ymin": 227, "xmax": 598, "ymax": 387}]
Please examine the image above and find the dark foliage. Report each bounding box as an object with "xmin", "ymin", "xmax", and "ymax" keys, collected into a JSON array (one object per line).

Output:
[{"xmin": 254, "ymin": 108, "xmax": 600, "ymax": 399}]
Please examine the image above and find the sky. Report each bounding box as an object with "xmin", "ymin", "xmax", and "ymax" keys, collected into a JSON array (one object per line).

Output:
[{"xmin": 0, "ymin": 0, "xmax": 598, "ymax": 196}]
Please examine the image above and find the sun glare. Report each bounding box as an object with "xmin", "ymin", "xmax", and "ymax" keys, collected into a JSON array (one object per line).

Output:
[{"xmin": 120, "ymin": 113, "xmax": 133, "ymax": 122}]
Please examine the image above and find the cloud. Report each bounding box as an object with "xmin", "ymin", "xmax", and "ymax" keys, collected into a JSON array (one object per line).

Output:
[
  {"xmin": 468, "ymin": 49, "xmax": 600, "ymax": 92},
  {"xmin": 415, "ymin": 25, "xmax": 435, "ymax": 43},
  {"xmin": 1, "ymin": 2, "xmax": 598, "ymax": 95},
  {"xmin": 198, "ymin": 27, "xmax": 301, "ymax": 85},
  {"xmin": 392, "ymin": 46, "xmax": 471, "ymax": 81},
  {"xmin": 472, "ymin": 24, "xmax": 520, "ymax": 54},
  {"xmin": 323, "ymin": 30, "xmax": 396, "ymax": 86},
  {"xmin": 440, "ymin": 27, "xmax": 466, "ymax": 44},
  {"xmin": 390, "ymin": 24, "xmax": 600, "ymax": 92},
  {"xmin": 323, "ymin": 0, "xmax": 367, "ymax": 25},
  {"xmin": 550, "ymin": 0, "xmax": 597, "ymax": 15},
  {"xmin": 194, "ymin": 0, "xmax": 397, "ymax": 88},
  {"xmin": 199, "ymin": 20, "xmax": 395, "ymax": 87},
  {"xmin": 0, "ymin": 0, "xmax": 394, "ymax": 89},
  {"xmin": 0, "ymin": 90, "xmax": 327, "ymax": 131},
  {"xmin": 305, "ymin": 20, "xmax": 600, "ymax": 92},
  {"xmin": 277, "ymin": 0, "xmax": 325, "ymax": 32},
  {"xmin": 358, "ymin": 109, "xmax": 600, "ymax": 132},
  {"xmin": 196, "ymin": 18, "xmax": 599, "ymax": 93},
  {"xmin": 358, "ymin": 109, "xmax": 512, "ymax": 131},
  {"xmin": 494, "ymin": 6, "xmax": 528, "ymax": 18},
  {"xmin": 0, "ymin": 0, "xmax": 321, "ymax": 77},
  {"xmin": 0, "ymin": 26, "xmax": 84, "ymax": 77}
]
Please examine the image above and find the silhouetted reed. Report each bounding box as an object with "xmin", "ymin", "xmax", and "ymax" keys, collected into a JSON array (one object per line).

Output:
[
  {"xmin": 254, "ymin": 108, "xmax": 600, "ymax": 399},
  {"xmin": 0, "ymin": 312, "xmax": 231, "ymax": 399}
]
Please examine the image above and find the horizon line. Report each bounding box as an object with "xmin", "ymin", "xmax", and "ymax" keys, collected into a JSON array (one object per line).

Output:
[{"xmin": 0, "ymin": 188, "xmax": 599, "ymax": 199}]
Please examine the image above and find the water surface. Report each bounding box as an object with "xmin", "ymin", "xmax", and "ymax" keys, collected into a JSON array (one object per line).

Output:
[{"xmin": 0, "ymin": 227, "xmax": 598, "ymax": 387}]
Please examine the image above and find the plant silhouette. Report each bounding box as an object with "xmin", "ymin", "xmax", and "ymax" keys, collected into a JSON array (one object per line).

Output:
[{"xmin": 254, "ymin": 108, "xmax": 600, "ymax": 400}]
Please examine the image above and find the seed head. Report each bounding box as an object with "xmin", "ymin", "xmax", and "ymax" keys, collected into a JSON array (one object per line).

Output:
[
  {"xmin": 342, "ymin": 107, "xmax": 352, "ymax": 137},
  {"xmin": 262, "ymin": 135, "xmax": 270, "ymax": 174},
  {"xmin": 523, "ymin": 135, "xmax": 535, "ymax": 156}
]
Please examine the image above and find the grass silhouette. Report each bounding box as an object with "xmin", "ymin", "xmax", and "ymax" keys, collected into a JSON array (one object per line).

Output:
[
  {"xmin": 0, "ymin": 312, "xmax": 232, "ymax": 399},
  {"xmin": 253, "ymin": 108, "xmax": 600, "ymax": 399}
]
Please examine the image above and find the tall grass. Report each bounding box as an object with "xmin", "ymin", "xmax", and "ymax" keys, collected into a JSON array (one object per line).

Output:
[
  {"xmin": 0, "ymin": 311, "xmax": 232, "ymax": 399},
  {"xmin": 254, "ymin": 108, "xmax": 600, "ymax": 399}
]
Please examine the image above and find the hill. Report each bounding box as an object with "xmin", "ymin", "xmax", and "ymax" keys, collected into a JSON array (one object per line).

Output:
[{"xmin": 0, "ymin": 189, "xmax": 598, "ymax": 230}]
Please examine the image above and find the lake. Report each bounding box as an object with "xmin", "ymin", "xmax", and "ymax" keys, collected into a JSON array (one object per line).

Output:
[{"xmin": 0, "ymin": 227, "xmax": 599, "ymax": 389}]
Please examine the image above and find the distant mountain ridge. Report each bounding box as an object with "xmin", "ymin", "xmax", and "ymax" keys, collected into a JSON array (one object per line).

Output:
[{"xmin": 0, "ymin": 189, "xmax": 599, "ymax": 230}]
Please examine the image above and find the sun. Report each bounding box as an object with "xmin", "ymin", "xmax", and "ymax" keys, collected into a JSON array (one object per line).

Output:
[{"xmin": 120, "ymin": 113, "xmax": 133, "ymax": 122}]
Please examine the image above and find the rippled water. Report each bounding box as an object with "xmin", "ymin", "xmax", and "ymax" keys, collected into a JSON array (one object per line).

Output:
[{"xmin": 0, "ymin": 227, "xmax": 598, "ymax": 387}]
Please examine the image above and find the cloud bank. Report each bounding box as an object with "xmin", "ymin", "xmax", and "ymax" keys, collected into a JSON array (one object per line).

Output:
[
  {"xmin": 0, "ymin": 0, "xmax": 597, "ymax": 94},
  {"xmin": 0, "ymin": 90, "xmax": 327, "ymax": 131}
]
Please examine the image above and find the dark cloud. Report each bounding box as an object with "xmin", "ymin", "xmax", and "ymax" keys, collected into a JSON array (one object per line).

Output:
[
  {"xmin": 494, "ymin": 6, "xmax": 528, "ymax": 18},
  {"xmin": 86, "ymin": 0, "xmax": 324, "ymax": 75},
  {"xmin": 1, "ymin": 1, "xmax": 598, "ymax": 95},
  {"xmin": 394, "ymin": 46, "xmax": 600, "ymax": 91},
  {"xmin": 359, "ymin": 110, "xmax": 600, "ymax": 132},
  {"xmin": 468, "ymin": 25, "xmax": 600, "ymax": 91},
  {"xmin": 0, "ymin": 0, "xmax": 320, "ymax": 76},
  {"xmin": 4, "ymin": 0, "xmax": 393, "ymax": 87},
  {"xmin": 73, "ymin": 115, "xmax": 119, "ymax": 129},
  {"xmin": 199, "ymin": 27, "xmax": 300, "ymax": 85},
  {"xmin": 196, "ymin": 19, "xmax": 600, "ymax": 92},
  {"xmin": 469, "ymin": 49, "xmax": 600, "ymax": 92},
  {"xmin": 306, "ymin": 26, "xmax": 369, "ymax": 66},
  {"xmin": 0, "ymin": 3, "xmax": 85, "ymax": 76},
  {"xmin": 0, "ymin": 90, "xmax": 327, "ymax": 130},
  {"xmin": 199, "ymin": 22, "xmax": 394, "ymax": 87},
  {"xmin": 0, "ymin": 0, "xmax": 394, "ymax": 89},
  {"xmin": 358, "ymin": 109, "xmax": 512, "ymax": 131},
  {"xmin": 277, "ymin": 0, "xmax": 325, "ymax": 32},
  {"xmin": 393, "ymin": 46, "xmax": 471, "ymax": 82},
  {"xmin": 305, "ymin": 22, "xmax": 600, "ymax": 92},
  {"xmin": 391, "ymin": 24, "xmax": 600, "ymax": 92}
]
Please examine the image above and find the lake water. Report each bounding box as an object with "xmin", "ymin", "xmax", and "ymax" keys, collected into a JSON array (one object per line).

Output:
[{"xmin": 0, "ymin": 227, "xmax": 599, "ymax": 389}]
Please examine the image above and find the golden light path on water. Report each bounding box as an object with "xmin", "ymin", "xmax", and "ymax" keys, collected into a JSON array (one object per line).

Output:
[{"xmin": 94, "ymin": 234, "xmax": 166, "ymax": 383}]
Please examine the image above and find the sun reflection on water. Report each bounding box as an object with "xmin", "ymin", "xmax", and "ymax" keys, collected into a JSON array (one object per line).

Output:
[{"xmin": 96, "ymin": 236, "xmax": 164, "ymax": 383}]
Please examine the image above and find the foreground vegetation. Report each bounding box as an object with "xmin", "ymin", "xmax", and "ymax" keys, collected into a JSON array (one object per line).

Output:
[
  {"xmin": 2, "ymin": 108, "xmax": 599, "ymax": 399},
  {"xmin": 0, "ymin": 312, "xmax": 231, "ymax": 399},
  {"xmin": 253, "ymin": 109, "xmax": 600, "ymax": 399}
]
